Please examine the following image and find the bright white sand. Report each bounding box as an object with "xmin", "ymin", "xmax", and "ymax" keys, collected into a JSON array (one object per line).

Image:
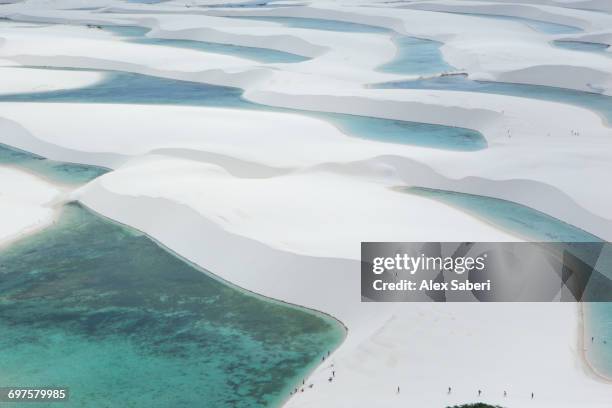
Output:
[
  {"xmin": 0, "ymin": 166, "xmax": 62, "ymax": 246},
  {"xmin": 1, "ymin": 0, "xmax": 611, "ymax": 407},
  {"xmin": 287, "ymin": 303, "xmax": 612, "ymax": 408},
  {"xmin": 78, "ymin": 156, "xmax": 518, "ymax": 259},
  {"xmin": 0, "ymin": 66, "xmax": 104, "ymax": 94},
  {"xmin": 74, "ymin": 155, "xmax": 612, "ymax": 408},
  {"xmin": 201, "ymin": 0, "xmax": 612, "ymax": 92},
  {"xmin": 0, "ymin": 23, "xmax": 256, "ymax": 72},
  {"xmin": 1, "ymin": 96, "xmax": 611, "ymax": 239}
]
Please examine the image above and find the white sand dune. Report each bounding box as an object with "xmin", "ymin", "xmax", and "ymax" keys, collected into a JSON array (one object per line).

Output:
[
  {"xmin": 1, "ymin": 0, "xmax": 611, "ymax": 407},
  {"xmin": 0, "ymin": 23, "xmax": 257, "ymax": 71},
  {"xmin": 402, "ymin": 0, "xmax": 612, "ymax": 30},
  {"xmin": 76, "ymin": 155, "xmax": 519, "ymax": 259},
  {"xmin": 73, "ymin": 154, "xmax": 612, "ymax": 408},
  {"xmin": 0, "ymin": 66, "xmax": 103, "ymax": 94},
  {"xmin": 1, "ymin": 93, "xmax": 611, "ymax": 235}
]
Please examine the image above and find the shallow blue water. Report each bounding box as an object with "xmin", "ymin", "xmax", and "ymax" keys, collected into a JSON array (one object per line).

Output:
[
  {"xmin": 317, "ymin": 112, "xmax": 484, "ymax": 150},
  {"xmin": 553, "ymin": 40, "xmax": 610, "ymax": 54},
  {"xmin": 103, "ymin": 25, "xmax": 309, "ymax": 63},
  {"xmin": 376, "ymin": 74, "xmax": 612, "ymax": 123},
  {"xmin": 102, "ymin": 25, "xmax": 150, "ymax": 38},
  {"xmin": 0, "ymin": 203, "xmax": 344, "ymax": 408},
  {"xmin": 0, "ymin": 68, "xmax": 486, "ymax": 151},
  {"xmin": 0, "ymin": 70, "xmax": 252, "ymax": 108},
  {"xmin": 404, "ymin": 187, "xmax": 602, "ymax": 242},
  {"xmin": 0, "ymin": 142, "xmax": 108, "ymax": 184},
  {"xmin": 586, "ymin": 298, "xmax": 612, "ymax": 378},
  {"xmin": 434, "ymin": 11, "xmax": 582, "ymax": 34},
  {"xmin": 0, "ymin": 87, "xmax": 344, "ymax": 406},
  {"xmin": 403, "ymin": 187, "xmax": 612, "ymax": 377},
  {"xmin": 96, "ymin": 26, "xmax": 484, "ymax": 149},
  {"xmin": 226, "ymin": 16, "xmax": 390, "ymax": 33},
  {"xmin": 378, "ymin": 36, "xmax": 455, "ymax": 75}
]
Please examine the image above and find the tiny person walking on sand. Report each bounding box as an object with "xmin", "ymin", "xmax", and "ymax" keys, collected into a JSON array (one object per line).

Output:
[{"xmin": 397, "ymin": 386, "xmax": 400, "ymax": 394}]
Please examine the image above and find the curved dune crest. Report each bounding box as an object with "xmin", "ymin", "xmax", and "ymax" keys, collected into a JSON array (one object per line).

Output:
[{"xmin": 0, "ymin": 67, "xmax": 104, "ymax": 94}]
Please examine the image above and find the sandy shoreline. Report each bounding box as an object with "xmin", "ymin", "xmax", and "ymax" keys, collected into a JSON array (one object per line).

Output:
[
  {"xmin": 74, "ymin": 198, "xmax": 350, "ymax": 408},
  {"xmin": 0, "ymin": 209, "xmax": 58, "ymax": 248},
  {"xmin": 0, "ymin": 165, "xmax": 66, "ymax": 248},
  {"xmin": 580, "ymin": 304, "xmax": 612, "ymax": 384},
  {"xmin": 0, "ymin": 0, "xmax": 611, "ymax": 406}
]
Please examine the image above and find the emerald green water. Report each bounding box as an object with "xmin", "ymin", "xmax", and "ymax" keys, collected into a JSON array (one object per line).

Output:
[
  {"xmin": 0, "ymin": 203, "xmax": 345, "ymax": 407},
  {"xmin": 0, "ymin": 143, "xmax": 108, "ymax": 184}
]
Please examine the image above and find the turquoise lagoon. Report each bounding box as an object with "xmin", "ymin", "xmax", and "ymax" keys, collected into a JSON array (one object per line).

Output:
[
  {"xmin": 0, "ymin": 68, "xmax": 486, "ymax": 150},
  {"xmin": 403, "ymin": 187, "xmax": 601, "ymax": 242},
  {"xmin": 0, "ymin": 149, "xmax": 345, "ymax": 407},
  {"xmin": 586, "ymin": 296, "xmax": 612, "ymax": 378},
  {"xmin": 132, "ymin": 37, "xmax": 310, "ymax": 63},
  {"xmin": 0, "ymin": 142, "xmax": 107, "ymax": 184},
  {"xmin": 217, "ymin": 16, "xmax": 458, "ymax": 77},
  {"xmin": 553, "ymin": 40, "xmax": 610, "ymax": 54},
  {"xmin": 0, "ymin": 69, "xmax": 252, "ymax": 108},
  {"xmin": 107, "ymin": 18, "xmax": 454, "ymax": 77},
  {"xmin": 377, "ymin": 74, "xmax": 612, "ymax": 123},
  {"xmin": 102, "ymin": 25, "xmax": 309, "ymax": 64},
  {"xmin": 378, "ymin": 36, "xmax": 454, "ymax": 76},
  {"xmin": 403, "ymin": 187, "xmax": 612, "ymax": 378},
  {"xmin": 2, "ymin": 17, "xmax": 485, "ymax": 150},
  {"xmin": 318, "ymin": 112, "xmax": 484, "ymax": 150}
]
